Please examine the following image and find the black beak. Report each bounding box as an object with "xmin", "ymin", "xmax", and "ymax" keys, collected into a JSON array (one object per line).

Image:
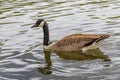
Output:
[{"xmin": 31, "ymin": 24, "xmax": 38, "ymax": 28}]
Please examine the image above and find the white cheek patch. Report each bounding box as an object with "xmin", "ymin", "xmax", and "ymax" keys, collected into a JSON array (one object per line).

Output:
[{"xmin": 39, "ymin": 21, "xmax": 45, "ymax": 27}]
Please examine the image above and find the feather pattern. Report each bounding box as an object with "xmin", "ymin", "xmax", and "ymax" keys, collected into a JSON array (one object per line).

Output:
[{"xmin": 46, "ymin": 34, "xmax": 110, "ymax": 51}]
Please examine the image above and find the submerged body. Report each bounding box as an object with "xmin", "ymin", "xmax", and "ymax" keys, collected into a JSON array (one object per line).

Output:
[{"xmin": 32, "ymin": 19, "xmax": 110, "ymax": 53}]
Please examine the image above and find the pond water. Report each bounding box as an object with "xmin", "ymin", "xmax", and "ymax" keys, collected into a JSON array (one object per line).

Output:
[{"xmin": 0, "ymin": 0, "xmax": 120, "ymax": 80}]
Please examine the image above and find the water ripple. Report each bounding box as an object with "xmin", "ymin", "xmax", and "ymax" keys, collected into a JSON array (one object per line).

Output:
[{"xmin": 0, "ymin": 0, "xmax": 120, "ymax": 80}]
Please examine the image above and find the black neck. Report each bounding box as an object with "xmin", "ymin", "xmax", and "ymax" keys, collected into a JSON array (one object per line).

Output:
[{"xmin": 43, "ymin": 22, "xmax": 49, "ymax": 46}]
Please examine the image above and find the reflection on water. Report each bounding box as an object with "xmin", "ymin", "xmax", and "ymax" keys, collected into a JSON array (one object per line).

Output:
[
  {"xmin": 55, "ymin": 48, "xmax": 110, "ymax": 61},
  {"xmin": 0, "ymin": 0, "xmax": 120, "ymax": 80},
  {"xmin": 37, "ymin": 48, "xmax": 110, "ymax": 75},
  {"xmin": 37, "ymin": 51, "xmax": 52, "ymax": 75}
]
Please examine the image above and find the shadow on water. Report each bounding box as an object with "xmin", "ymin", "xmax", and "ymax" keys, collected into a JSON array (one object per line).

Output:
[{"xmin": 37, "ymin": 48, "xmax": 110, "ymax": 75}]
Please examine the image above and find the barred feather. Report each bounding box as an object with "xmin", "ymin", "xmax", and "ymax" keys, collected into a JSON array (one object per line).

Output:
[{"xmin": 45, "ymin": 34, "xmax": 110, "ymax": 51}]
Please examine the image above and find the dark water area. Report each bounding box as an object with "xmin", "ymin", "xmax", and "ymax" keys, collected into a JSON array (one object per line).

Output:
[{"xmin": 0, "ymin": 0, "xmax": 120, "ymax": 80}]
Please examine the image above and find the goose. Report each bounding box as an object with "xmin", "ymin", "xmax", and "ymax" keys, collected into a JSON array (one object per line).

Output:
[{"xmin": 31, "ymin": 19, "xmax": 110, "ymax": 53}]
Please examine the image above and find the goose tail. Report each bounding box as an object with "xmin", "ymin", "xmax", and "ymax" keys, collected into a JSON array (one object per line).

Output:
[
  {"xmin": 95, "ymin": 34, "xmax": 110, "ymax": 42},
  {"xmin": 102, "ymin": 34, "xmax": 110, "ymax": 39}
]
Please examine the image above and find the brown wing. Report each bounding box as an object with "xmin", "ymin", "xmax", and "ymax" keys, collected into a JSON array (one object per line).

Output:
[{"xmin": 53, "ymin": 34, "xmax": 109, "ymax": 48}]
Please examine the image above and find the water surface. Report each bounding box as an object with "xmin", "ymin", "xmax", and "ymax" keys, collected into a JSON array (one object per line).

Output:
[{"xmin": 0, "ymin": 0, "xmax": 120, "ymax": 80}]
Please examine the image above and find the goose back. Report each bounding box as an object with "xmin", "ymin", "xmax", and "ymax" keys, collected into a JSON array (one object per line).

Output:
[{"xmin": 47, "ymin": 34, "xmax": 110, "ymax": 51}]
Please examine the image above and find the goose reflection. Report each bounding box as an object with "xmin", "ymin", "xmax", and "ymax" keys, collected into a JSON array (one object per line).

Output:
[
  {"xmin": 37, "ymin": 48, "xmax": 110, "ymax": 75},
  {"xmin": 55, "ymin": 48, "xmax": 110, "ymax": 61},
  {"xmin": 37, "ymin": 51, "xmax": 52, "ymax": 75}
]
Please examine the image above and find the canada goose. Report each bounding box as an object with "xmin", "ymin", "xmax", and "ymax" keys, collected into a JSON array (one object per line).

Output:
[{"xmin": 31, "ymin": 19, "xmax": 110, "ymax": 53}]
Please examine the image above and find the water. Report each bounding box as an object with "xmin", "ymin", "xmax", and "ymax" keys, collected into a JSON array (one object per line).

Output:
[{"xmin": 0, "ymin": 0, "xmax": 120, "ymax": 80}]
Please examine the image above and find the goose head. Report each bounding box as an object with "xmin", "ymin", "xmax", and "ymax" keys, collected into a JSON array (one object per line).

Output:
[
  {"xmin": 31, "ymin": 19, "xmax": 46, "ymax": 28},
  {"xmin": 31, "ymin": 19, "xmax": 50, "ymax": 46}
]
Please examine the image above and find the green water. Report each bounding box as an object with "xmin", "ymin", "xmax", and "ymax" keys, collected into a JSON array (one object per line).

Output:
[{"xmin": 0, "ymin": 0, "xmax": 120, "ymax": 80}]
